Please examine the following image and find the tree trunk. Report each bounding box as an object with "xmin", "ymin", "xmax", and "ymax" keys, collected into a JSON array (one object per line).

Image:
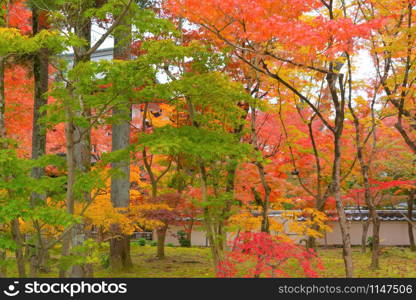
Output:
[
  {"xmin": 109, "ymin": 20, "xmax": 133, "ymax": 270},
  {"xmin": 30, "ymin": 246, "xmax": 49, "ymax": 277},
  {"xmin": 251, "ymin": 162, "xmax": 270, "ymax": 233},
  {"xmin": 0, "ymin": 57, "xmax": 5, "ymax": 140},
  {"xmin": 361, "ymin": 219, "xmax": 370, "ymax": 253},
  {"xmin": 349, "ymin": 93, "xmax": 380, "ymax": 269},
  {"xmin": 333, "ymin": 134, "xmax": 354, "ymax": 278},
  {"xmin": 199, "ymin": 161, "xmax": 223, "ymax": 269},
  {"xmin": 31, "ymin": 6, "xmax": 48, "ymax": 188},
  {"xmin": 109, "ymin": 104, "xmax": 132, "ymax": 270},
  {"xmin": 219, "ymin": 160, "xmax": 238, "ymax": 251},
  {"xmin": 70, "ymin": 224, "xmax": 87, "ymax": 278},
  {"xmin": 186, "ymin": 222, "xmax": 193, "ymax": 247},
  {"xmin": 110, "ymin": 224, "xmax": 133, "ymax": 270},
  {"xmin": 369, "ymin": 209, "xmax": 381, "ymax": 269},
  {"xmin": 68, "ymin": 18, "xmax": 93, "ymax": 279},
  {"xmin": 60, "ymin": 106, "xmax": 76, "ymax": 278},
  {"xmin": 306, "ymin": 226, "xmax": 319, "ymax": 250},
  {"xmin": 156, "ymin": 226, "xmax": 168, "ymax": 259},
  {"xmin": 408, "ymin": 191, "xmax": 416, "ymax": 251},
  {"xmin": 250, "ymin": 110, "xmax": 270, "ymax": 234},
  {"xmin": 59, "ymin": 234, "xmax": 70, "ymax": 277},
  {"xmin": 11, "ymin": 219, "xmax": 26, "ymax": 277},
  {"xmin": 204, "ymin": 213, "xmax": 223, "ymax": 270},
  {"xmin": 0, "ymin": 47, "xmax": 6, "ymax": 279},
  {"xmin": 30, "ymin": 6, "xmax": 50, "ymax": 276}
]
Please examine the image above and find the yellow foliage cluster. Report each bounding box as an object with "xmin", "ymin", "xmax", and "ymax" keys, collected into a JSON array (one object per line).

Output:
[
  {"xmin": 18, "ymin": 198, "xmax": 67, "ymax": 238},
  {"xmin": 282, "ymin": 208, "xmax": 331, "ymax": 239},
  {"xmin": 129, "ymin": 203, "xmax": 172, "ymax": 230},
  {"xmin": 228, "ymin": 208, "xmax": 331, "ymax": 241},
  {"xmin": 228, "ymin": 212, "xmax": 262, "ymax": 232},
  {"xmin": 83, "ymin": 194, "xmax": 138, "ymax": 236},
  {"xmin": 75, "ymin": 163, "xmax": 168, "ymax": 235},
  {"xmin": 148, "ymin": 104, "xmax": 175, "ymax": 128}
]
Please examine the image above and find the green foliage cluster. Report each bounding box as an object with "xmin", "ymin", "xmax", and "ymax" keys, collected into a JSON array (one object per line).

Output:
[
  {"xmin": 0, "ymin": 140, "xmax": 73, "ymax": 253},
  {"xmin": 177, "ymin": 230, "xmax": 190, "ymax": 247}
]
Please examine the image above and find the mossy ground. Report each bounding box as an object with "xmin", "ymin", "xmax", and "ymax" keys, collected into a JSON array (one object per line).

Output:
[
  {"xmin": 95, "ymin": 245, "xmax": 416, "ymax": 278},
  {"xmin": 6, "ymin": 244, "xmax": 416, "ymax": 277}
]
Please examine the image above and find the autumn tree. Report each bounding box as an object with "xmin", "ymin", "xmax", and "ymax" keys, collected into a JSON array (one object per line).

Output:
[
  {"xmin": 217, "ymin": 232, "xmax": 323, "ymax": 278},
  {"xmin": 360, "ymin": 0, "xmax": 416, "ymax": 154},
  {"xmin": 0, "ymin": 0, "xmax": 64, "ymax": 277},
  {"xmin": 109, "ymin": 2, "xmax": 133, "ymax": 273},
  {"xmin": 167, "ymin": 0, "xmax": 390, "ymax": 277},
  {"xmin": 134, "ymin": 39, "xmax": 254, "ymax": 268},
  {"xmin": 134, "ymin": 193, "xmax": 183, "ymax": 259}
]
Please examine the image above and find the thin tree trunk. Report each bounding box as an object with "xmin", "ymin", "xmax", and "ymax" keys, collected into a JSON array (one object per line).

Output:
[
  {"xmin": 250, "ymin": 109, "xmax": 270, "ymax": 233},
  {"xmin": 60, "ymin": 105, "xmax": 76, "ymax": 277},
  {"xmin": 255, "ymin": 162, "xmax": 271, "ymax": 233},
  {"xmin": 408, "ymin": 191, "xmax": 416, "ymax": 251},
  {"xmin": 370, "ymin": 209, "xmax": 381, "ymax": 269},
  {"xmin": 184, "ymin": 84, "xmax": 226, "ymax": 269},
  {"xmin": 30, "ymin": 6, "xmax": 50, "ymax": 276},
  {"xmin": 31, "ymin": 6, "xmax": 48, "ymax": 191},
  {"xmin": 326, "ymin": 65, "xmax": 353, "ymax": 277},
  {"xmin": 307, "ymin": 116, "xmax": 324, "ymax": 251},
  {"xmin": 186, "ymin": 221, "xmax": 193, "ymax": 247},
  {"xmin": 0, "ymin": 0, "xmax": 6, "ymax": 142},
  {"xmin": 361, "ymin": 219, "xmax": 370, "ymax": 253},
  {"xmin": 220, "ymin": 160, "xmax": 238, "ymax": 251},
  {"xmin": 200, "ymin": 161, "xmax": 223, "ymax": 269},
  {"xmin": 348, "ymin": 79, "xmax": 380, "ymax": 269},
  {"xmin": 0, "ymin": 47, "xmax": 6, "ymax": 278},
  {"xmin": 30, "ymin": 246, "xmax": 49, "ymax": 277},
  {"xmin": 11, "ymin": 219, "xmax": 26, "ymax": 277},
  {"xmin": 333, "ymin": 132, "xmax": 354, "ymax": 278},
  {"xmin": 156, "ymin": 225, "xmax": 168, "ymax": 259},
  {"xmin": 0, "ymin": 57, "xmax": 5, "ymax": 140}
]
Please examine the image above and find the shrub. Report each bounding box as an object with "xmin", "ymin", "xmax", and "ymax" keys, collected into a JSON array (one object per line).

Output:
[
  {"xmin": 149, "ymin": 241, "xmax": 157, "ymax": 247},
  {"xmin": 177, "ymin": 230, "xmax": 191, "ymax": 247},
  {"xmin": 99, "ymin": 253, "xmax": 110, "ymax": 269},
  {"xmin": 217, "ymin": 232, "xmax": 323, "ymax": 278},
  {"xmin": 167, "ymin": 243, "xmax": 175, "ymax": 247},
  {"xmin": 367, "ymin": 236, "xmax": 373, "ymax": 249},
  {"xmin": 136, "ymin": 238, "xmax": 147, "ymax": 246}
]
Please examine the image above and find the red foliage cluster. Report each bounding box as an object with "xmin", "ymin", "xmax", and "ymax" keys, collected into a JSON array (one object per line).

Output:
[
  {"xmin": 166, "ymin": 0, "xmax": 385, "ymax": 58},
  {"xmin": 8, "ymin": 0, "xmax": 32, "ymax": 33},
  {"xmin": 347, "ymin": 180, "xmax": 416, "ymax": 200},
  {"xmin": 217, "ymin": 232, "xmax": 323, "ymax": 278}
]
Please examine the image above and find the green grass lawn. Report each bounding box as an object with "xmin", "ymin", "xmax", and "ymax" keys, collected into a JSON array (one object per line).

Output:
[
  {"xmin": 94, "ymin": 245, "xmax": 416, "ymax": 278},
  {"xmin": 95, "ymin": 246, "xmax": 214, "ymax": 278},
  {"xmin": 318, "ymin": 246, "xmax": 416, "ymax": 278},
  {"xmin": 6, "ymin": 244, "xmax": 416, "ymax": 277}
]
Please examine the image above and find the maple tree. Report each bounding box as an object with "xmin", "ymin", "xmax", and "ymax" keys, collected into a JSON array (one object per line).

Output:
[
  {"xmin": 0, "ymin": 0, "xmax": 415, "ymax": 280},
  {"xmin": 165, "ymin": 0, "xmax": 392, "ymax": 277},
  {"xmin": 217, "ymin": 232, "xmax": 323, "ymax": 278}
]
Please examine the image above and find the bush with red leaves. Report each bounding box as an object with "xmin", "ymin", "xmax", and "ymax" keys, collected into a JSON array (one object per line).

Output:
[{"xmin": 216, "ymin": 232, "xmax": 323, "ymax": 278}]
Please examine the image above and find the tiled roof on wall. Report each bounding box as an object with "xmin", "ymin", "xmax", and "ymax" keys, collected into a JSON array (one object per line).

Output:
[{"xmin": 263, "ymin": 210, "xmax": 416, "ymax": 222}]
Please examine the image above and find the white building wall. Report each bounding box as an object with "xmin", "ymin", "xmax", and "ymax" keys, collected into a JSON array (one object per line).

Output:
[
  {"xmin": 156, "ymin": 221, "xmax": 416, "ymax": 247},
  {"xmin": 318, "ymin": 221, "xmax": 416, "ymax": 246}
]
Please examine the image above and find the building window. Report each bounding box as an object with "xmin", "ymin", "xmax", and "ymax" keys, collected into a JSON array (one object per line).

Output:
[{"xmin": 132, "ymin": 231, "xmax": 153, "ymax": 241}]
